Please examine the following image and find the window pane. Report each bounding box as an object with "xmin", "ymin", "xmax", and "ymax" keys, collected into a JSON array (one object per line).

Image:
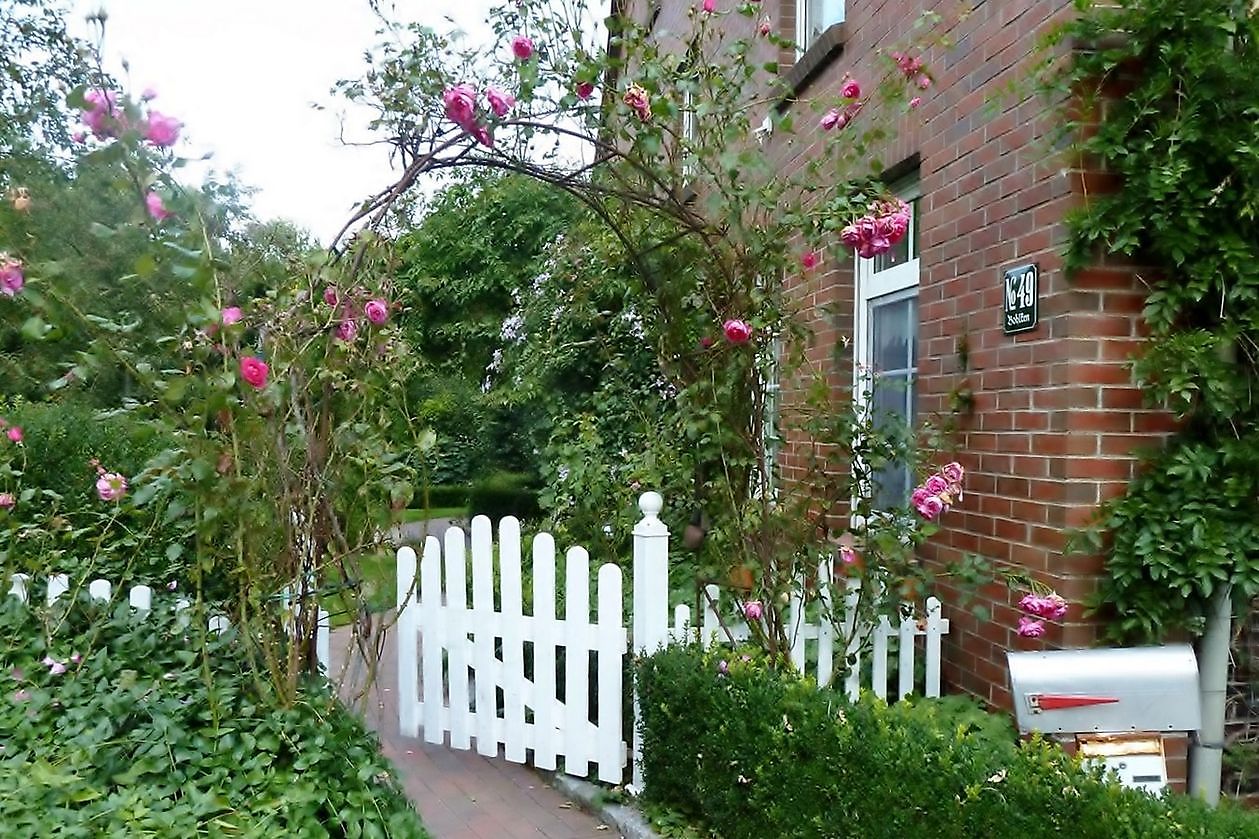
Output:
[
  {"xmin": 867, "ymin": 292, "xmax": 919, "ymax": 509},
  {"xmin": 871, "ymin": 297, "xmax": 912, "ymax": 374}
]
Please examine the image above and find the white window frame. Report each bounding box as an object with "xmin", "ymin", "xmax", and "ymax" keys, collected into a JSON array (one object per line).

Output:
[
  {"xmin": 853, "ymin": 182, "xmax": 920, "ymax": 510},
  {"xmin": 796, "ymin": 0, "xmax": 846, "ymax": 54}
]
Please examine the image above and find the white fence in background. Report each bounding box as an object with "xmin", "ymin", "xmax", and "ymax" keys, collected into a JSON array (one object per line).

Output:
[
  {"xmin": 6, "ymin": 572, "xmax": 330, "ymax": 673},
  {"xmin": 395, "ymin": 492, "xmax": 951, "ymax": 789}
]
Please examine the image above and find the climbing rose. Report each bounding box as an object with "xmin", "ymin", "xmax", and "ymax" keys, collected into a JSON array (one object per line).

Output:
[
  {"xmin": 924, "ymin": 475, "xmax": 948, "ymax": 496},
  {"xmin": 820, "ymin": 109, "xmax": 844, "ymax": 131},
  {"xmin": 95, "ymin": 472, "xmax": 127, "ymax": 503},
  {"xmin": 723, "ymin": 319, "xmax": 752, "ymax": 344},
  {"xmin": 700, "ymin": 336, "xmax": 714, "ymax": 349},
  {"xmin": 471, "ymin": 123, "xmax": 494, "ymax": 148},
  {"xmin": 839, "ymin": 546, "xmax": 857, "ymax": 565},
  {"xmin": 143, "ymin": 110, "xmax": 181, "ymax": 147},
  {"xmin": 576, "ymin": 81, "xmax": 596, "ymax": 100},
  {"xmin": 82, "ymin": 89, "xmax": 123, "ymax": 138},
  {"xmin": 336, "ymin": 320, "xmax": 358, "ymax": 342},
  {"xmin": 623, "ymin": 84, "xmax": 651, "ymax": 120},
  {"xmin": 916, "ymin": 74, "xmax": 932, "ymax": 90},
  {"xmin": 909, "ymin": 96, "xmax": 922, "ymax": 109},
  {"xmin": 0, "ymin": 493, "xmax": 14, "ymax": 511},
  {"xmin": 511, "ymin": 35, "xmax": 534, "ymax": 60},
  {"xmin": 758, "ymin": 17, "xmax": 772, "ymax": 36},
  {"xmin": 915, "ymin": 494, "xmax": 944, "ymax": 520},
  {"xmin": 6, "ymin": 426, "xmax": 22, "ymax": 443},
  {"xmin": 941, "ymin": 462, "xmax": 964, "ymax": 483},
  {"xmin": 840, "ymin": 78, "xmax": 861, "ymax": 99},
  {"xmin": 221, "ymin": 307, "xmax": 242, "ymax": 326},
  {"xmin": 841, "ymin": 199, "xmax": 910, "ymax": 259},
  {"xmin": 365, "ymin": 299, "xmax": 389, "ymax": 325},
  {"xmin": 742, "ymin": 600, "xmax": 763, "ymax": 621},
  {"xmin": 240, "ymin": 356, "xmax": 269, "ymax": 389},
  {"xmin": 717, "ymin": 659, "xmax": 729, "ymax": 675},
  {"xmin": 702, "ymin": 0, "xmax": 716, "ymax": 12},
  {"xmin": 442, "ymin": 84, "xmax": 478, "ymax": 128},
  {"xmin": 323, "ymin": 287, "xmax": 339, "ymax": 306},
  {"xmin": 1020, "ymin": 592, "xmax": 1069, "ymax": 621},
  {"xmin": 145, "ymin": 191, "xmax": 171, "ymax": 222},
  {"xmin": 0, "ymin": 256, "xmax": 23, "ymax": 297},
  {"xmin": 801, "ymin": 251, "xmax": 820, "ymax": 270},
  {"xmin": 486, "ymin": 86, "xmax": 515, "ymax": 117},
  {"xmin": 1017, "ymin": 617, "xmax": 1046, "ymax": 638}
]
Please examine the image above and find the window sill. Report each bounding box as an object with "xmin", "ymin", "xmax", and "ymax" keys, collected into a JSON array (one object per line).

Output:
[{"xmin": 777, "ymin": 22, "xmax": 847, "ymax": 110}]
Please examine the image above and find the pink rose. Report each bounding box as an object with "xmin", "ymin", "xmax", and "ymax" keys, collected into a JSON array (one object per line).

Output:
[
  {"xmin": 909, "ymin": 96, "xmax": 922, "ymax": 109},
  {"xmin": 914, "ymin": 495, "xmax": 944, "ymax": 520},
  {"xmin": 623, "ymin": 84, "xmax": 651, "ymax": 120},
  {"xmin": 472, "ymin": 123, "xmax": 494, "ymax": 148},
  {"xmin": 141, "ymin": 87, "xmax": 158, "ymax": 101},
  {"xmin": 941, "ymin": 462, "xmax": 964, "ymax": 483},
  {"xmin": 95, "ymin": 472, "xmax": 127, "ymax": 503},
  {"xmin": 910, "ymin": 486, "xmax": 929, "ymax": 507},
  {"xmin": 840, "ymin": 78, "xmax": 861, "ymax": 99},
  {"xmin": 801, "ymin": 251, "xmax": 820, "ymax": 270},
  {"xmin": 146, "ymin": 191, "xmax": 171, "ymax": 222},
  {"xmin": 742, "ymin": 600, "xmax": 763, "ymax": 621},
  {"xmin": 840, "ymin": 224, "xmax": 861, "ymax": 249},
  {"xmin": 143, "ymin": 110, "xmax": 181, "ymax": 147},
  {"xmin": 839, "ymin": 546, "xmax": 856, "ymax": 565},
  {"xmin": 82, "ymin": 89, "xmax": 123, "ymax": 138},
  {"xmin": 916, "ymin": 74, "xmax": 932, "ymax": 90},
  {"xmin": 221, "ymin": 307, "xmax": 242, "ymax": 326},
  {"xmin": 0, "ymin": 493, "xmax": 14, "ymax": 511},
  {"xmin": 240, "ymin": 356, "xmax": 269, "ymax": 389},
  {"xmin": 1020, "ymin": 592, "xmax": 1068, "ymax": 621},
  {"xmin": 511, "ymin": 35, "xmax": 534, "ymax": 61},
  {"xmin": 1017, "ymin": 617, "xmax": 1046, "ymax": 638},
  {"xmin": 820, "ymin": 109, "xmax": 842, "ymax": 131},
  {"xmin": 758, "ymin": 17, "xmax": 772, "ymax": 36},
  {"xmin": 323, "ymin": 287, "xmax": 339, "ymax": 307},
  {"xmin": 0, "ymin": 256, "xmax": 24, "ymax": 297},
  {"xmin": 335, "ymin": 320, "xmax": 358, "ymax": 342},
  {"xmin": 442, "ymin": 84, "xmax": 478, "ymax": 128},
  {"xmin": 701, "ymin": 0, "xmax": 716, "ymax": 12},
  {"xmin": 486, "ymin": 86, "xmax": 515, "ymax": 117},
  {"xmin": 576, "ymin": 81, "xmax": 596, "ymax": 100},
  {"xmin": 924, "ymin": 475, "xmax": 948, "ymax": 496},
  {"xmin": 700, "ymin": 336, "xmax": 714, "ymax": 349},
  {"xmin": 723, "ymin": 319, "xmax": 752, "ymax": 344},
  {"xmin": 365, "ymin": 299, "xmax": 389, "ymax": 325},
  {"xmin": 6, "ymin": 426, "xmax": 22, "ymax": 443}
]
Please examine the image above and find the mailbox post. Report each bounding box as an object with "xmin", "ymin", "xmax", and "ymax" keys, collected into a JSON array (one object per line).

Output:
[{"xmin": 1007, "ymin": 645, "xmax": 1201, "ymax": 793}]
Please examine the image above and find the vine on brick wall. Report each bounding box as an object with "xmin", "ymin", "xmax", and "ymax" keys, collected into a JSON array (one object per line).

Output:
[{"xmin": 1044, "ymin": 0, "xmax": 1259, "ymax": 641}]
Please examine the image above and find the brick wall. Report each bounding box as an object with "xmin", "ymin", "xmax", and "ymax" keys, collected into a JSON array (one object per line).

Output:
[{"xmin": 628, "ymin": 0, "xmax": 1170, "ymax": 706}]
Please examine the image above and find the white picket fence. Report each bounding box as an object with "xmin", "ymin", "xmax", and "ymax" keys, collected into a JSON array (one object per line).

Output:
[
  {"xmin": 6, "ymin": 572, "xmax": 331, "ymax": 672},
  {"xmin": 396, "ymin": 492, "xmax": 952, "ymax": 788}
]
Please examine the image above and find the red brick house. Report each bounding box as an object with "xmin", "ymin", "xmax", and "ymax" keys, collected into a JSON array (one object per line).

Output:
[{"xmin": 625, "ymin": 0, "xmax": 1168, "ymax": 716}]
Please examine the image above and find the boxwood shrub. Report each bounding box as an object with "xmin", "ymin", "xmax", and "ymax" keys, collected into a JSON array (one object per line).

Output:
[
  {"xmin": 0, "ymin": 590, "xmax": 427, "ymax": 838},
  {"xmin": 637, "ymin": 644, "xmax": 1259, "ymax": 839},
  {"xmin": 467, "ymin": 471, "xmax": 540, "ymax": 522}
]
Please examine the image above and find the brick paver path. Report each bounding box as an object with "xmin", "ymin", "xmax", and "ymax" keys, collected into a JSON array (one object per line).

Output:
[{"xmin": 333, "ymin": 625, "xmax": 617, "ymax": 839}]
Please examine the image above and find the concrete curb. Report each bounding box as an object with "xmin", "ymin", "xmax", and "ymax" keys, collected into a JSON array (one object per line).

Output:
[{"xmin": 548, "ymin": 773, "xmax": 663, "ymax": 839}]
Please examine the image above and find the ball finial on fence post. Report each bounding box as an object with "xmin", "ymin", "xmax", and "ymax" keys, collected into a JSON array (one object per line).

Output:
[{"xmin": 638, "ymin": 491, "xmax": 663, "ymax": 520}]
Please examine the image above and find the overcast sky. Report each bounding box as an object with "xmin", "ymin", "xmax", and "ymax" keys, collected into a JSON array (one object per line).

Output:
[{"xmin": 71, "ymin": 0, "xmax": 500, "ymax": 243}]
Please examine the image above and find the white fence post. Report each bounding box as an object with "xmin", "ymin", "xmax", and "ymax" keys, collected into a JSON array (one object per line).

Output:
[
  {"xmin": 631, "ymin": 491, "xmax": 669, "ymax": 793},
  {"xmin": 396, "ymin": 545, "xmax": 420, "ymax": 739}
]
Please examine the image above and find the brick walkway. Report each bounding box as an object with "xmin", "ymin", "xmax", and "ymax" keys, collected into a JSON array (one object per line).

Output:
[{"xmin": 333, "ymin": 627, "xmax": 617, "ymax": 839}]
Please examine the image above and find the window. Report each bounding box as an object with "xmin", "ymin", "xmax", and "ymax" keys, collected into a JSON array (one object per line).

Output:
[
  {"xmin": 854, "ymin": 186, "xmax": 920, "ymax": 509},
  {"xmin": 796, "ymin": 0, "xmax": 845, "ymax": 52}
]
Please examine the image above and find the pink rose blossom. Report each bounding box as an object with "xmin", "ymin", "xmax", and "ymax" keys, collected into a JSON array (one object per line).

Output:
[
  {"xmin": 717, "ymin": 659, "xmax": 729, "ymax": 675},
  {"xmin": 723, "ymin": 319, "xmax": 753, "ymax": 344},
  {"xmin": 742, "ymin": 600, "xmax": 763, "ymax": 621},
  {"xmin": 221, "ymin": 307, "xmax": 242, "ymax": 326},
  {"xmin": 71, "ymin": 130, "xmax": 86, "ymax": 143},
  {"xmin": 0, "ymin": 256, "xmax": 24, "ymax": 297},
  {"xmin": 486, "ymin": 86, "xmax": 515, "ymax": 117},
  {"xmin": 240, "ymin": 356, "xmax": 269, "ymax": 389},
  {"xmin": 909, "ymin": 96, "xmax": 922, "ymax": 109},
  {"xmin": 95, "ymin": 472, "xmax": 127, "ymax": 503},
  {"xmin": 335, "ymin": 320, "xmax": 358, "ymax": 342},
  {"xmin": 82, "ymin": 89, "xmax": 123, "ymax": 139},
  {"xmin": 915, "ymin": 495, "xmax": 944, "ymax": 520},
  {"xmin": 471, "ymin": 123, "xmax": 494, "ymax": 148},
  {"xmin": 0, "ymin": 493, "xmax": 14, "ymax": 511},
  {"xmin": 1020, "ymin": 592, "xmax": 1069, "ymax": 621},
  {"xmin": 323, "ymin": 287, "xmax": 339, "ymax": 307},
  {"xmin": 1017, "ymin": 617, "xmax": 1046, "ymax": 638},
  {"xmin": 623, "ymin": 84, "xmax": 651, "ymax": 120},
  {"xmin": 801, "ymin": 250, "xmax": 821, "ymax": 270},
  {"xmin": 916, "ymin": 74, "xmax": 932, "ymax": 90},
  {"xmin": 700, "ymin": 336, "xmax": 714, "ymax": 349},
  {"xmin": 924, "ymin": 475, "xmax": 948, "ymax": 495},
  {"xmin": 143, "ymin": 111, "xmax": 181, "ymax": 147},
  {"xmin": 941, "ymin": 462, "xmax": 964, "ymax": 483},
  {"xmin": 146, "ymin": 191, "xmax": 171, "ymax": 222},
  {"xmin": 576, "ymin": 81, "xmax": 596, "ymax": 100},
  {"xmin": 365, "ymin": 299, "xmax": 389, "ymax": 326},
  {"xmin": 839, "ymin": 546, "xmax": 857, "ymax": 565},
  {"xmin": 701, "ymin": 0, "xmax": 716, "ymax": 12},
  {"xmin": 6, "ymin": 426, "xmax": 21, "ymax": 443},
  {"xmin": 442, "ymin": 84, "xmax": 478, "ymax": 128},
  {"xmin": 511, "ymin": 35, "xmax": 535, "ymax": 61},
  {"xmin": 840, "ymin": 78, "xmax": 861, "ymax": 99},
  {"xmin": 758, "ymin": 17, "xmax": 772, "ymax": 36},
  {"xmin": 820, "ymin": 109, "xmax": 843, "ymax": 131}
]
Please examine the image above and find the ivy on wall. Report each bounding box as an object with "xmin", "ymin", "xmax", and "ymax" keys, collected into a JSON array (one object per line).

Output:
[{"xmin": 1045, "ymin": 0, "xmax": 1259, "ymax": 641}]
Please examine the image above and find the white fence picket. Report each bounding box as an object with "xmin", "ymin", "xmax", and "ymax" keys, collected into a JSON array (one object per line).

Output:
[
  {"xmin": 671, "ymin": 603, "xmax": 691, "ymax": 643},
  {"xmin": 564, "ymin": 545, "xmax": 591, "ymax": 778},
  {"xmin": 532, "ymin": 531, "xmax": 558, "ymax": 771},
  {"xmin": 897, "ymin": 605, "xmax": 916, "ymax": 700},
  {"xmin": 470, "ymin": 516, "xmax": 497, "ymax": 757},
  {"xmin": 499, "ymin": 517, "xmax": 527, "ymax": 764},
  {"xmin": 47, "ymin": 573, "xmax": 68, "ymax": 605},
  {"xmin": 925, "ymin": 596, "xmax": 944, "ymax": 698},
  {"xmin": 871, "ymin": 617, "xmax": 890, "ymax": 702},
  {"xmin": 396, "ymin": 545, "xmax": 420, "ymax": 739},
  {"xmin": 130, "ymin": 585, "xmax": 152, "ymax": 611},
  {"xmin": 843, "ymin": 577, "xmax": 862, "ymax": 701},
  {"xmin": 88, "ymin": 579, "xmax": 111, "ymax": 601},
  {"xmin": 444, "ymin": 525, "xmax": 471, "ymax": 750},
  {"xmin": 9, "ymin": 573, "xmax": 28, "ymax": 603},
  {"xmin": 596, "ymin": 563, "xmax": 625, "ymax": 783},
  {"xmin": 419, "ymin": 535, "xmax": 444, "ymax": 745},
  {"xmin": 816, "ymin": 560, "xmax": 835, "ymax": 688}
]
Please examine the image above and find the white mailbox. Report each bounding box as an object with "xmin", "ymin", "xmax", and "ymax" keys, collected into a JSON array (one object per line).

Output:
[{"xmin": 1007, "ymin": 645, "xmax": 1200, "ymax": 735}]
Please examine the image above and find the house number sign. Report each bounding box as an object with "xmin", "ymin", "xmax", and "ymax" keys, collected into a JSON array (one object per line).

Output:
[{"xmin": 1002, "ymin": 263, "xmax": 1039, "ymax": 335}]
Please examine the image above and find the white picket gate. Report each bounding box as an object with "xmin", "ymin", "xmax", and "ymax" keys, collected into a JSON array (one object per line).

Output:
[
  {"xmin": 395, "ymin": 492, "xmax": 951, "ymax": 788},
  {"xmin": 6, "ymin": 572, "xmax": 331, "ymax": 673}
]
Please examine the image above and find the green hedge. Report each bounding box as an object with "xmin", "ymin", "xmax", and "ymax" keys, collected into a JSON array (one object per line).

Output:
[
  {"xmin": 416, "ymin": 483, "xmax": 471, "ymax": 509},
  {"xmin": 467, "ymin": 471, "xmax": 540, "ymax": 522},
  {"xmin": 0, "ymin": 591, "xmax": 427, "ymax": 837},
  {"xmin": 637, "ymin": 645, "xmax": 1259, "ymax": 839}
]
